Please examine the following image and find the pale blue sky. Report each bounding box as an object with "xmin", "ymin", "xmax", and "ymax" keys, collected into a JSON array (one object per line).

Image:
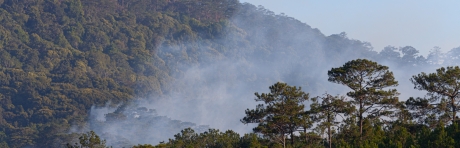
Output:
[{"xmin": 239, "ymin": 0, "xmax": 460, "ymax": 56}]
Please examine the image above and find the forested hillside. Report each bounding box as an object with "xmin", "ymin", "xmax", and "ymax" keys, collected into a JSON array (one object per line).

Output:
[
  {"xmin": 0, "ymin": 0, "xmax": 239, "ymax": 147},
  {"xmin": 0, "ymin": 0, "xmax": 460, "ymax": 147}
]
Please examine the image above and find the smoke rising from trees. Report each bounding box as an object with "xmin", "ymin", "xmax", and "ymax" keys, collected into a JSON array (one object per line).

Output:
[{"xmin": 81, "ymin": 3, "xmax": 460, "ymax": 147}]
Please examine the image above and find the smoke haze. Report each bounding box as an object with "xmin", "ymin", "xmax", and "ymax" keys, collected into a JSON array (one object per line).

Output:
[{"xmin": 82, "ymin": 3, "xmax": 458, "ymax": 147}]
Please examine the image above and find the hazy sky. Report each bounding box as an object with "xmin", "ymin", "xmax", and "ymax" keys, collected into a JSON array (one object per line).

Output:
[{"xmin": 239, "ymin": 0, "xmax": 460, "ymax": 56}]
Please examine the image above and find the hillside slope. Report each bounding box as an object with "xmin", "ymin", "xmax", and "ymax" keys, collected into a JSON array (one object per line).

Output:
[{"xmin": 0, "ymin": 0, "xmax": 456, "ymax": 147}]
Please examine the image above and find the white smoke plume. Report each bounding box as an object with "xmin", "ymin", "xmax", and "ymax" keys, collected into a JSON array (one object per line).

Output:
[{"xmin": 80, "ymin": 3, "xmax": 459, "ymax": 147}]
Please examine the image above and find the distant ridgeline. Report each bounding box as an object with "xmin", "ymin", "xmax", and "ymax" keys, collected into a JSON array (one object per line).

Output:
[{"xmin": 0, "ymin": 0, "xmax": 459, "ymax": 147}]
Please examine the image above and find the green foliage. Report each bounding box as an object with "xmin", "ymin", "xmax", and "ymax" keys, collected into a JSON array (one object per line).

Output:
[
  {"xmin": 240, "ymin": 133, "xmax": 267, "ymax": 148},
  {"xmin": 241, "ymin": 82, "xmax": 310, "ymax": 146},
  {"xmin": 66, "ymin": 131, "xmax": 109, "ymax": 148},
  {"xmin": 132, "ymin": 144, "xmax": 155, "ymax": 148},
  {"xmin": 153, "ymin": 74, "xmax": 460, "ymax": 148},
  {"xmin": 0, "ymin": 0, "xmax": 457, "ymax": 147},
  {"xmin": 381, "ymin": 123, "xmax": 417, "ymax": 148},
  {"xmin": 411, "ymin": 66, "xmax": 460, "ymax": 123},
  {"xmin": 0, "ymin": 131, "xmax": 9, "ymax": 148},
  {"xmin": 328, "ymin": 59, "xmax": 399, "ymax": 139},
  {"xmin": 309, "ymin": 94, "xmax": 354, "ymax": 148},
  {"xmin": 417, "ymin": 123, "xmax": 455, "ymax": 148},
  {"xmin": 0, "ymin": 0, "xmax": 239, "ymax": 146},
  {"xmin": 163, "ymin": 128, "xmax": 242, "ymax": 148}
]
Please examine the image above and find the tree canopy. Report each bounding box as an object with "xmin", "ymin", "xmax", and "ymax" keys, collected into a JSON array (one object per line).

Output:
[
  {"xmin": 1, "ymin": 0, "xmax": 460, "ymax": 147},
  {"xmin": 309, "ymin": 94, "xmax": 354, "ymax": 148},
  {"xmin": 241, "ymin": 82, "xmax": 310, "ymax": 146},
  {"xmin": 328, "ymin": 59, "xmax": 399, "ymax": 139},
  {"xmin": 411, "ymin": 66, "xmax": 460, "ymax": 123}
]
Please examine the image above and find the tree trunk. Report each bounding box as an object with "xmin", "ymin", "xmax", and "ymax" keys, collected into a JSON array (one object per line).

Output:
[
  {"xmin": 304, "ymin": 126, "xmax": 307, "ymax": 143},
  {"xmin": 452, "ymin": 97, "xmax": 456, "ymax": 123},
  {"xmin": 283, "ymin": 135, "xmax": 286, "ymax": 148},
  {"xmin": 359, "ymin": 115, "xmax": 363, "ymax": 139},
  {"xmin": 329, "ymin": 126, "xmax": 332, "ymax": 148},
  {"xmin": 359, "ymin": 99, "xmax": 363, "ymax": 141},
  {"xmin": 328, "ymin": 110, "xmax": 332, "ymax": 148}
]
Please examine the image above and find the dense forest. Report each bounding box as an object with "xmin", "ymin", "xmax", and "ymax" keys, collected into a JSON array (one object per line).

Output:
[{"xmin": 0, "ymin": 0, "xmax": 460, "ymax": 147}]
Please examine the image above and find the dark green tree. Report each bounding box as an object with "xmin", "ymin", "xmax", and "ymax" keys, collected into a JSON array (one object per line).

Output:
[
  {"xmin": 411, "ymin": 66, "xmax": 460, "ymax": 123},
  {"xmin": 417, "ymin": 123, "xmax": 455, "ymax": 148},
  {"xmin": 167, "ymin": 128, "xmax": 201, "ymax": 147},
  {"xmin": 239, "ymin": 133, "xmax": 266, "ymax": 148},
  {"xmin": 132, "ymin": 144, "xmax": 155, "ymax": 148},
  {"xmin": 405, "ymin": 97, "xmax": 451, "ymax": 127},
  {"xmin": 309, "ymin": 94, "xmax": 354, "ymax": 148},
  {"xmin": 328, "ymin": 59, "xmax": 399, "ymax": 139},
  {"xmin": 241, "ymin": 82, "xmax": 310, "ymax": 147},
  {"xmin": 0, "ymin": 131, "xmax": 9, "ymax": 148},
  {"xmin": 162, "ymin": 128, "xmax": 242, "ymax": 148},
  {"xmin": 66, "ymin": 131, "xmax": 108, "ymax": 148}
]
